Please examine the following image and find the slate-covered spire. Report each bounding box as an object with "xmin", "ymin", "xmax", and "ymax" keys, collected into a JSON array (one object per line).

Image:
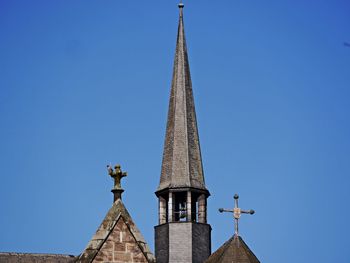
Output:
[
  {"xmin": 157, "ymin": 3, "xmax": 207, "ymax": 193},
  {"xmin": 155, "ymin": 5, "xmax": 211, "ymax": 262}
]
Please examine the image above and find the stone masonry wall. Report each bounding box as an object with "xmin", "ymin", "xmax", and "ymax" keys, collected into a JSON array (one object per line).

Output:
[{"xmin": 93, "ymin": 217, "xmax": 148, "ymax": 263}]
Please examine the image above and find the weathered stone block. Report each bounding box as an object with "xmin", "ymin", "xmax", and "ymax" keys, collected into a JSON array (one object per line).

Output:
[
  {"xmin": 114, "ymin": 242, "xmax": 126, "ymax": 252},
  {"xmin": 113, "ymin": 252, "xmax": 132, "ymax": 262},
  {"xmin": 94, "ymin": 250, "xmax": 113, "ymax": 262},
  {"xmin": 101, "ymin": 239, "xmax": 114, "ymax": 251}
]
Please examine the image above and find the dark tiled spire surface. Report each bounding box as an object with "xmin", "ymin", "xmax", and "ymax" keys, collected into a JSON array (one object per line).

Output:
[
  {"xmin": 205, "ymin": 235, "xmax": 260, "ymax": 263},
  {"xmin": 157, "ymin": 4, "xmax": 207, "ymax": 193}
]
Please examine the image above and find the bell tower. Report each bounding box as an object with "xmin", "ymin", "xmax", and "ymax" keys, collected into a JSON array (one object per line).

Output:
[{"xmin": 154, "ymin": 3, "xmax": 211, "ymax": 263}]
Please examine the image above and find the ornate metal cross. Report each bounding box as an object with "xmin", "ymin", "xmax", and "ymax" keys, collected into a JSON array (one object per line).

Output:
[
  {"xmin": 107, "ymin": 164, "xmax": 127, "ymax": 190},
  {"xmin": 219, "ymin": 194, "xmax": 255, "ymax": 236}
]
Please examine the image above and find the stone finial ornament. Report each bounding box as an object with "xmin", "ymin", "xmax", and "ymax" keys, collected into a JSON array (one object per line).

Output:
[
  {"xmin": 107, "ymin": 164, "xmax": 127, "ymax": 201},
  {"xmin": 107, "ymin": 164, "xmax": 127, "ymax": 189},
  {"xmin": 219, "ymin": 194, "xmax": 255, "ymax": 237}
]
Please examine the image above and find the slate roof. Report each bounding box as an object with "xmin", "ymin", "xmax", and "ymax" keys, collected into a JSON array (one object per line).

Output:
[
  {"xmin": 0, "ymin": 252, "xmax": 76, "ymax": 263},
  {"xmin": 76, "ymin": 199, "xmax": 155, "ymax": 263},
  {"xmin": 157, "ymin": 5, "xmax": 208, "ymax": 194},
  {"xmin": 205, "ymin": 235, "xmax": 260, "ymax": 263}
]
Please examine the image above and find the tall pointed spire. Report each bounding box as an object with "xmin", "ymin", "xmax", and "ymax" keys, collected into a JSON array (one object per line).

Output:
[
  {"xmin": 155, "ymin": 5, "xmax": 211, "ymax": 262},
  {"xmin": 157, "ymin": 2, "xmax": 208, "ymax": 194}
]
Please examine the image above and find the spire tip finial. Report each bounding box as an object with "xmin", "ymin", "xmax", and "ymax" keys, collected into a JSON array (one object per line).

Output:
[{"xmin": 107, "ymin": 163, "xmax": 127, "ymax": 202}]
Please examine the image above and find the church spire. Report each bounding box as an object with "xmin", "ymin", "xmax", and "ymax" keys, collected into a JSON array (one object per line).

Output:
[
  {"xmin": 155, "ymin": 4, "xmax": 211, "ymax": 263},
  {"xmin": 157, "ymin": 1, "xmax": 208, "ymax": 194}
]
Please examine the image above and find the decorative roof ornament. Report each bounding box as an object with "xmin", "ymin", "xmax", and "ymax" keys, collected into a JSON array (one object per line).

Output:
[
  {"xmin": 178, "ymin": 0, "xmax": 184, "ymax": 8},
  {"xmin": 107, "ymin": 164, "xmax": 127, "ymax": 201},
  {"xmin": 219, "ymin": 194, "xmax": 255, "ymax": 237}
]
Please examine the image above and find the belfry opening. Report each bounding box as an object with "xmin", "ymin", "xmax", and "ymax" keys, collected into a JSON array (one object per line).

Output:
[{"xmin": 157, "ymin": 190, "xmax": 208, "ymax": 224}]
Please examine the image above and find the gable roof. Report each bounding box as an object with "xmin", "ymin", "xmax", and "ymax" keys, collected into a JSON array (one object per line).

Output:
[
  {"xmin": 205, "ymin": 235, "xmax": 260, "ymax": 263},
  {"xmin": 77, "ymin": 199, "xmax": 155, "ymax": 263}
]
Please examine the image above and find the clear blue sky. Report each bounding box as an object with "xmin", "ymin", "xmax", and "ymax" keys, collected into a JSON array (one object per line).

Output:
[{"xmin": 1, "ymin": 1, "xmax": 349, "ymax": 262}]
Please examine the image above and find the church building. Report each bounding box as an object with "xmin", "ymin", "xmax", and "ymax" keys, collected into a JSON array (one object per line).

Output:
[{"xmin": 0, "ymin": 3, "xmax": 260, "ymax": 263}]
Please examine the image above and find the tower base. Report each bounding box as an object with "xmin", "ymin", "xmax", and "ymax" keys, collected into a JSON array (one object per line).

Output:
[{"xmin": 155, "ymin": 222, "xmax": 211, "ymax": 263}]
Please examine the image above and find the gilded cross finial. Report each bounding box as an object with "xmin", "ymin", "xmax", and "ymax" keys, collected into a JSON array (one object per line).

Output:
[
  {"xmin": 219, "ymin": 194, "xmax": 255, "ymax": 237},
  {"xmin": 107, "ymin": 164, "xmax": 127, "ymax": 190}
]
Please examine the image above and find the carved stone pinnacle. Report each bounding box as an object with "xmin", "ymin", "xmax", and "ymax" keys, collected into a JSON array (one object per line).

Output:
[{"xmin": 107, "ymin": 164, "xmax": 127, "ymax": 190}]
